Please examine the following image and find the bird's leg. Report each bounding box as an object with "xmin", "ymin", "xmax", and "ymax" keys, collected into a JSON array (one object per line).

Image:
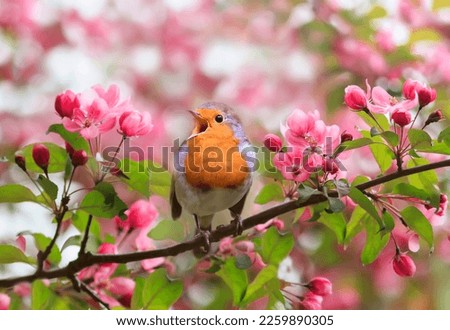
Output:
[
  {"xmin": 194, "ymin": 214, "xmax": 211, "ymax": 254},
  {"xmin": 230, "ymin": 211, "xmax": 243, "ymax": 237}
]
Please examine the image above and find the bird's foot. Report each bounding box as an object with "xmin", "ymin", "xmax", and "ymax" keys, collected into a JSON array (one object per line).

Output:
[
  {"xmin": 231, "ymin": 215, "xmax": 243, "ymax": 237},
  {"xmin": 195, "ymin": 229, "xmax": 211, "ymax": 255}
]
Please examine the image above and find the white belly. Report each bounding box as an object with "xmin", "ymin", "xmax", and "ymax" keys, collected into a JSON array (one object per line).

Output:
[{"xmin": 174, "ymin": 174, "xmax": 251, "ymax": 216}]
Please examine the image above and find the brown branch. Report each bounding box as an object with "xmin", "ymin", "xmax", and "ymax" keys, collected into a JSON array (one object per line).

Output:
[{"xmin": 1, "ymin": 158, "xmax": 449, "ymax": 288}]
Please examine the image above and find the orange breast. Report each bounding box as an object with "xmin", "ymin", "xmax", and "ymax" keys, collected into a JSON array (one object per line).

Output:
[{"xmin": 185, "ymin": 126, "xmax": 249, "ymax": 189}]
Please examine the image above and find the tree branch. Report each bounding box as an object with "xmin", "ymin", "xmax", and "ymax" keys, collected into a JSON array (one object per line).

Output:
[
  {"xmin": 1, "ymin": 158, "xmax": 449, "ymax": 288},
  {"xmin": 78, "ymin": 214, "xmax": 93, "ymax": 257}
]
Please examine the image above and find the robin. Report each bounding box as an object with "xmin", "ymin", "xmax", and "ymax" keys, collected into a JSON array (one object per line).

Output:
[{"xmin": 170, "ymin": 102, "xmax": 254, "ymax": 254}]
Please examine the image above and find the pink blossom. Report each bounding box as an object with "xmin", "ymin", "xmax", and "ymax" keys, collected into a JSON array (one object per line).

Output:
[
  {"xmin": 436, "ymin": 193, "xmax": 448, "ymax": 216},
  {"xmin": 264, "ymin": 133, "xmax": 283, "ymax": 152},
  {"xmin": 125, "ymin": 199, "xmax": 159, "ymax": 230},
  {"xmin": 92, "ymin": 84, "xmax": 121, "ymax": 110},
  {"xmin": 302, "ymin": 292, "xmax": 323, "ymax": 310},
  {"xmin": 393, "ymin": 253, "xmax": 416, "ymax": 277},
  {"xmin": 255, "ymin": 218, "xmax": 284, "ymax": 232},
  {"xmin": 367, "ymin": 85, "xmax": 418, "ymax": 114},
  {"xmin": 408, "ymin": 234, "xmax": 420, "ymax": 253},
  {"xmin": 375, "ymin": 30, "xmax": 396, "ymax": 53},
  {"xmin": 109, "ymin": 277, "xmax": 135, "ymax": 298},
  {"xmin": 283, "ymin": 109, "xmax": 320, "ymax": 147},
  {"xmin": 98, "ymin": 243, "xmax": 117, "ymax": 255},
  {"xmin": 55, "ymin": 90, "xmax": 80, "ymax": 118},
  {"xmin": 119, "ymin": 110, "xmax": 153, "ymax": 137},
  {"xmin": 273, "ymin": 147, "xmax": 310, "ymax": 182},
  {"xmin": 16, "ymin": 235, "xmax": 26, "ymax": 252},
  {"xmin": 402, "ymin": 79, "xmax": 436, "ymax": 107},
  {"xmin": 135, "ymin": 234, "xmax": 165, "ymax": 272},
  {"xmin": 306, "ymin": 277, "xmax": 333, "ymax": 296},
  {"xmin": 219, "ymin": 237, "xmax": 234, "ymax": 255},
  {"xmin": 63, "ymin": 98, "xmax": 116, "ymax": 139},
  {"xmin": 13, "ymin": 283, "xmax": 31, "ymax": 297},
  {"xmin": 344, "ymin": 85, "xmax": 368, "ymax": 111},
  {"xmin": 0, "ymin": 293, "xmax": 10, "ymax": 310}
]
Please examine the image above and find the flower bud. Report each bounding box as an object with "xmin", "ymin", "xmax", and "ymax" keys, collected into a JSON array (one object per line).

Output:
[
  {"xmin": 119, "ymin": 110, "xmax": 153, "ymax": 137},
  {"xmin": 302, "ymin": 292, "xmax": 323, "ymax": 310},
  {"xmin": 424, "ymin": 110, "xmax": 443, "ymax": 126},
  {"xmin": 0, "ymin": 293, "xmax": 11, "ymax": 310},
  {"xmin": 65, "ymin": 142, "xmax": 75, "ymax": 157},
  {"xmin": 306, "ymin": 277, "xmax": 332, "ymax": 296},
  {"xmin": 340, "ymin": 132, "xmax": 353, "ymax": 143},
  {"xmin": 344, "ymin": 85, "xmax": 367, "ymax": 111},
  {"xmin": 402, "ymin": 79, "xmax": 436, "ymax": 107},
  {"xmin": 14, "ymin": 154, "xmax": 26, "ymax": 172},
  {"xmin": 417, "ymin": 88, "xmax": 437, "ymax": 108},
  {"xmin": 392, "ymin": 253, "xmax": 416, "ymax": 277},
  {"xmin": 322, "ymin": 158, "xmax": 339, "ymax": 174},
  {"xmin": 263, "ymin": 134, "xmax": 283, "ymax": 152},
  {"xmin": 32, "ymin": 144, "xmax": 50, "ymax": 173},
  {"xmin": 71, "ymin": 150, "xmax": 88, "ymax": 167},
  {"xmin": 55, "ymin": 90, "xmax": 79, "ymax": 118},
  {"xmin": 391, "ymin": 110, "xmax": 411, "ymax": 127}
]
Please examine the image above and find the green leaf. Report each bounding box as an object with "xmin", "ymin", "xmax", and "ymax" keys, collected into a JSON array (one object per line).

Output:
[
  {"xmin": 0, "ymin": 184, "xmax": 37, "ymax": 204},
  {"xmin": 22, "ymin": 142, "xmax": 67, "ymax": 173},
  {"xmin": 254, "ymin": 183, "xmax": 284, "ymax": 204},
  {"xmin": 0, "ymin": 244, "xmax": 35, "ymax": 264},
  {"xmin": 351, "ymin": 175, "xmax": 370, "ymax": 186},
  {"xmin": 409, "ymin": 28, "xmax": 441, "ymax": 43},
  {"xmin": 298, "ymin": 185, "xmax": 323, "ymax": 202},
  {"xmin": 357, "ymin": 111, "xmax": 390, "ymax": 130},
  {"xmin": 217, "ymin": 258, "xmax": 248, "ymax": 306},
  {"xmin": 80, "ymin": 182, "xmax": 127, "ymax": 218},
  {"xmin": 334, "ymin": 138, "xmax": 373, "ymax": 156},
  {"xmin": 149, "ymin": 219, "xmax": 185, "ymax": 242},
  {"xmin": 393, "ymin": 183, "xmax": 431, "ymax": 202},
  {"xmin": 335, "ymin": 179, "xmax": 350, "ymax": 197},
  {"xmin": 319, "ymin": 212, "xmax": 346, "ymax": 244},
  {"xmin": 61, "ymin": 235, "xmax": 81, "ymax": 252},
  {"xmin": 149, "ymin": 166, "xmax": 171, "ymax": 197},
  {"xmin": 242, "ymin": 265, "xmax": 277, "ymax": 305},
  {"xmin": 37, "ymin": 175, "xmax": 58, "ymax": 201},
  {"xmin": 140, "ymin": 269, "xmax": 183, "ymax": 309},
  {"xmin": 32, "ymin": 233, "xmax": 62, "ymax": 265},
  {"xmin": 361, "ymin": 131, "xmax": 395, "ymax": 172},
  {"xmin": 380, "ymin": 131, "xmax": 399, "ymax": 147},
  {"xmin": 326, "ymin": 197, "xmax": 345, "ymax": 213},
  {"xmin": 401, "ymin": 206, "xmax": 434, "ymax": 250},
  {"xmin": 256, "ymin": 227, "xmax": 294, "ymax": 266},
  {"xmin": 31, "ymin": 280, "xmax": 53, "ymax": 309},
  {"xmin": 344, "ymin": 206, "xmax": 367, "ymax": 246},
  {"xmin": 408, "ymin": 129, "xmax": 432, "ymax": 149},
  {"xmin": 438, "ymin": 126, "xmax": 450, "ymax": 146},
  {"xmin": 235, "ymin": 254, "xmax": 252, "ymax": 269},
  {"xmin": 47, "ymin": 124, "xmax": 90, "ymax": 153},
  {"xmin": 381, "ymin": 210, "xmax": 395, "ymax": 235},
  {"xmin": 407, "ymin": 158, "xmax": 440, "ymax": 207},
  {"xmin": 131, "ymin": 277, "xmax": 145, "ymax": 309},
  {"xmin": 348, "ymin": 187, "xmax": 384, "ymax": 230},
  {"xmin": 361, "ymin": 216, "xmax": 390, "ymax": 265}
]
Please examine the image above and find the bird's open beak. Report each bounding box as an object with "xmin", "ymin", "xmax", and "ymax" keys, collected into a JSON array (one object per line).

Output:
[{"xmin": 187, "ymin": 110, "xmax": 209, "ymax": 140}]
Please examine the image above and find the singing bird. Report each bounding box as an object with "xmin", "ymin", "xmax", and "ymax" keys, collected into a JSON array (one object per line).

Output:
[{"xmin": 170, "ymin": 102, "xmax": 254, "ymax": 254}]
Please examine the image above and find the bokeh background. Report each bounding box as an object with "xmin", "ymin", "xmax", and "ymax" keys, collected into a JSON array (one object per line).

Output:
[{"xmin": 0, "ymin": 0, "xmax": 449, "ymax": 309}]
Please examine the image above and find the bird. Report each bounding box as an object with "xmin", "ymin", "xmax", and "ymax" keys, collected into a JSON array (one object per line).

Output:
[{"xmin": 170, "ymin": 102, "xmax": 254, "ymax": 255}]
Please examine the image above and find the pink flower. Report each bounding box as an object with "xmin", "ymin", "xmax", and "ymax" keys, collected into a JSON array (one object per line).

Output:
[
  {"xmin": 283, "ymin": 109, "xmax": 320, "ymax": 147},
  {"xmin": 393, "ymin": 253, "xmax": 416, "ymax": 277},
  {"xmin": 16, "ymin": 235, "xmax": 26, "ymax": 252},
  {"xmin": 391, "ymin": 109, "xmax": 412, "ymax": 127},
  {"xmin": 62, "ymin": 98, "xmax": 116, "ymax": 139},
  {"xmin": 306, "ymin": 277, "xmax": 333, "ymax": 296},
  {"xmin": 135, "ymin": 234, "xmax": 165, "ymax": 272},
  {"xmin": 402, "ymin": 79, "xmax": 436, "ymax": 107},
  {"xmin": 98, "ymin": 243, "xmax": 117, "ymax": 255},
  {"xmin": 273, "ymin": 147, "xmax": 310, "ymax": 182},
  {"xmin": 125, "ymin": 199, "xmax": 159, "ymax": 230},
  {"xmin": 436, "ymin": 194, "xmax": 448, "ymax": 216},
  {"xmin": 0, "ymin": 293, "xmax": 11, "ymax": 310},
  {"xmin": 264, "ymin": 134, "xmax": 283, "ymax": 152},
  {"xmin": 408, "ymin": 234, "xmax": 420, "ymax": 253},
  {"xmin": 302, "ymin": 292, "xmax": 323, "ymax": 310},
  {"xmin": 375, "ymin": 30, "xmax": 396, "ymax": 53},
  {"xmin": 367, "ymin": 85, "xmax": 418, "ymax": 114},
  {"xmin": 344, "ymin": 85, "xmax": 368, "ymax": 111},
  {"xmin": 119, "ymin": 110, "xmax": 153, "ymax": 137},
  {"xmin": 92, "ymin": 84, "xmax": 121, "ymax": 109},
  {"xmin": 13, "ymin": 283, "xmax": 31, "ymax": 297},
  {"xmin": 109, "ymin": 277, "xmax": 135, "ymax": 298},
  {"xmin": 32, "ymin": 144, "xmax": 50, "ymax": 172},
  {"xmin": 55, "ymin": 90, "xmax": 80, "ymax": 118},
  {"xmin": 219, "ymin": 237, "xmax": 233, "ymax": 255}
]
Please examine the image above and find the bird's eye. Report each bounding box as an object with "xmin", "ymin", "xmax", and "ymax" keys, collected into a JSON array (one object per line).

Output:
[{"xmin": 215, "ymin": 114, "xmax": 224, "ymax": 123}]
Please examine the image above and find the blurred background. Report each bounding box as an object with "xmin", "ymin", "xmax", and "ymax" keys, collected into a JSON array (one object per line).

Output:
[{"xmin": 0, "ymin": 0, "xmax": 449, "ymax": 309}]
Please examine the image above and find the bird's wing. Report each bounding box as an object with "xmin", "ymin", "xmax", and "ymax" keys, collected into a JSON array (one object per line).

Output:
[{"xmin": 170, "ymin": 175, "xmax": 182, "ymax": 220}]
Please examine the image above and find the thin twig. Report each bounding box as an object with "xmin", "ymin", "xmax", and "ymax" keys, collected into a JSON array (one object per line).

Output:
[{"xmin": 78, "ymin": 214, "xmax": 93, "ymax": 257}]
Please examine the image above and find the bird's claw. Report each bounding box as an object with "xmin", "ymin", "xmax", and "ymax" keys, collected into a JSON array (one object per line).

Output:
[
  {"xmin": 232, "ymin": 215, "xmax": 243, "ymax": 237},
  {"xmin": 197, "ymin": 229, "xmax": 211, "ymax": 254}
]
